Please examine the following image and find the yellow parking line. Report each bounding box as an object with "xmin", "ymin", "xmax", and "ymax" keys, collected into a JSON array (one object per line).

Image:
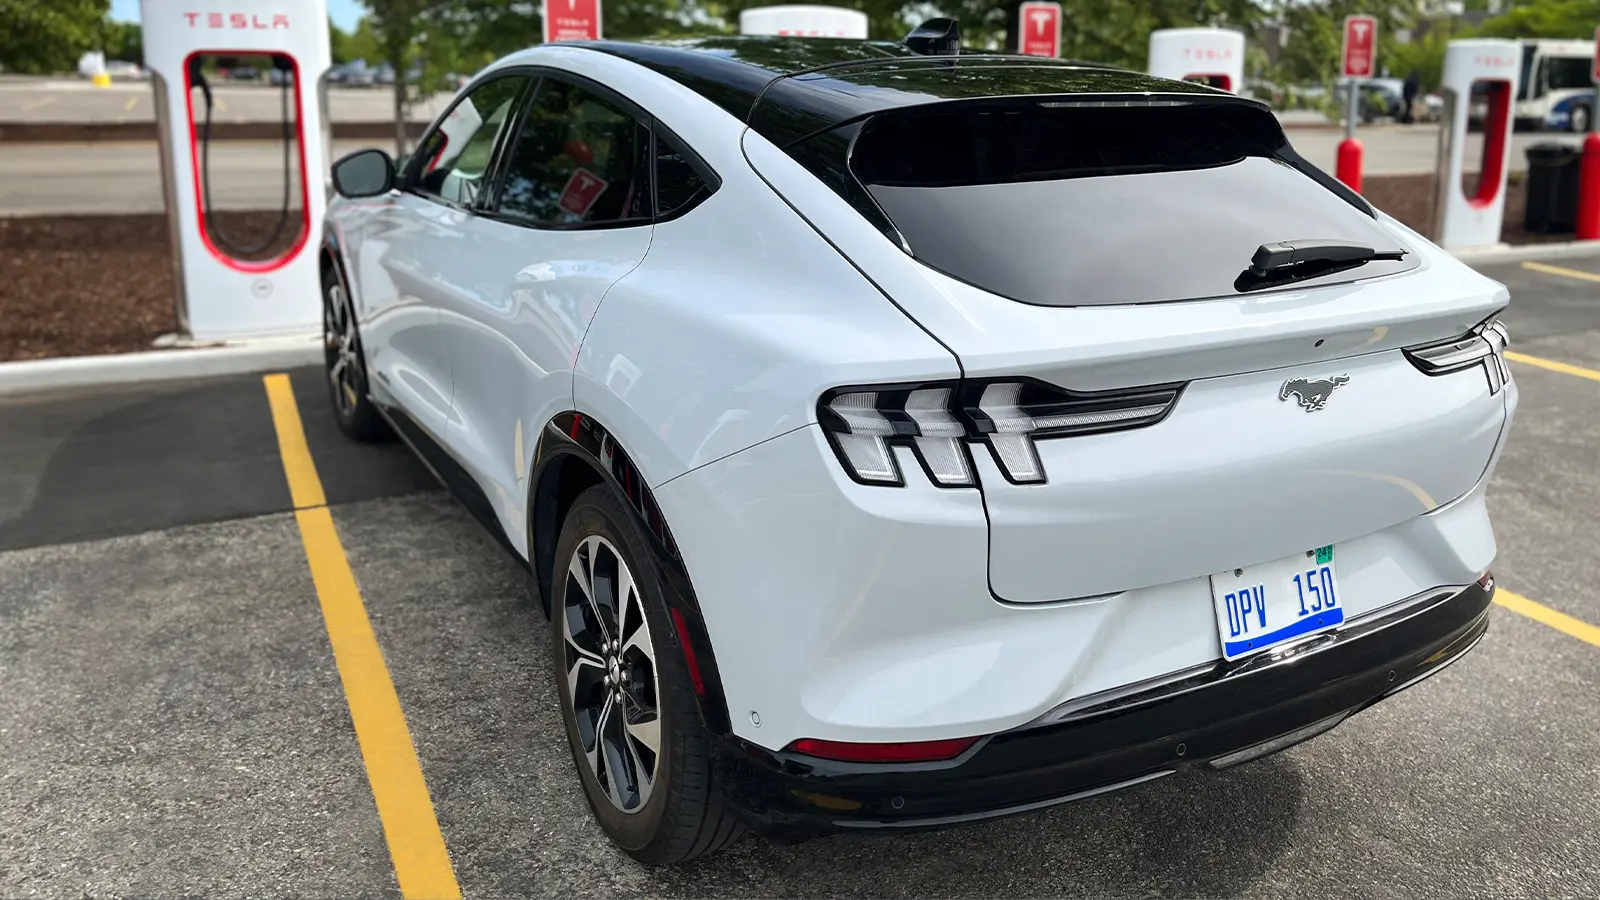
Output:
[
  {"xmin": 1495, "ymin": 590, "xmax": 1600, "ymax": 649},
  {"xmin": 123, "ymin": 94, "xmax": 139, "ymax": 111},
  {"xmin": 1504, "ymin": 351, "xmax": 1600, "ymax": 383},
  {"xmin": 1521, "ymin": 260, "xmax": 1600, "ymax": 283},
  {"xmin": 262, "ymin": 374, "xmax": 461, "ymax": 900}
]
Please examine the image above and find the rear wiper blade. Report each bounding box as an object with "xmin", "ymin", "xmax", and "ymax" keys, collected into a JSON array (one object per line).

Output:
[{"xmin": 1250, "ymin": 239, "xmax": 1406, "ymax": 277}]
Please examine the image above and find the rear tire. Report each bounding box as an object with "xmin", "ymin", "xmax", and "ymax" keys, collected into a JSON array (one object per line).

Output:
[
  {"xmin": 321, "ymin": 265, "xmax": 389, "ymax": 442},
  {"xmin": 550, "ymin": 484, "xmax": 745, "ymax": 864}
]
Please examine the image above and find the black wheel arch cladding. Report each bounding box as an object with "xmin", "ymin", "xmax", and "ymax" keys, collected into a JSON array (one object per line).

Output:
[{"xmin": 530, "ymin": 411, "xmax": 734, "ymax": 736}]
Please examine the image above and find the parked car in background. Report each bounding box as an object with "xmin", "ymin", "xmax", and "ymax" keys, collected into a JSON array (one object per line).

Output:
[
  {"xmin": 331, "ymin": 60, "xmax": 376, "ymax": 87},
  {"xmin": 104, "ymin": 60, "xmax": 146, "ymax": 81}
]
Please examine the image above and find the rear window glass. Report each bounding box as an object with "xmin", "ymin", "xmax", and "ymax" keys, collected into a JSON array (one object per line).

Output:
[{"xmin": 849, "ymin": 102, "xmax": 1416, "ymax": 307}]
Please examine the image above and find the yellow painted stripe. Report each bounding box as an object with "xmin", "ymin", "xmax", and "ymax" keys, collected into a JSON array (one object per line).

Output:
[
  {"xmin": 1504, "ymin": 350, "xmax": 1600, "ymax": 383},
  {"xmin": 263, "ymin": 374, "xmax": 326, "ymax": 509},
  {"xmin": 1495, "ymin": 590, "xmax": 1600, "ymax": 649},
  {"xmin": 123, "ymin": 94, "xmax": 139, "ymax": 111},
  {"xmin": 20, "ymin": 96, "xmax": 55, "ymax": 112},
  {"xmin": 262, "ymin": 374, "xmax": 461, "ymax": 900},
  {"xmin": 1521, "ymin": 260, "xmax": 1600, "ymax": 283}
]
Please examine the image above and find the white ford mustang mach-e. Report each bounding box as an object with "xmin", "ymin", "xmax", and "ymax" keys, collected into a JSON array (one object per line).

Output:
[{"xmin": 320, "ymin": 23, "xmax": 1517, "ymax": 864}]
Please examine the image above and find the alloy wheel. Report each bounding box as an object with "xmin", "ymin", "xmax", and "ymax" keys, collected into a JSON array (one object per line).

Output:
[
  {"xmin": 323, "ymin": 281, "xmax": 361, "ymax": 416},
  {"xmin": 563, "ymin": 534, "xmax": 662, "ymax": 814}
]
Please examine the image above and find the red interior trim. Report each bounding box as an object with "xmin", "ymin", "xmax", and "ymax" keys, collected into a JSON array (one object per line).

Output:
[{"xmin": 182, "ymin": 49, "xmax": 311, "ymax": 274}]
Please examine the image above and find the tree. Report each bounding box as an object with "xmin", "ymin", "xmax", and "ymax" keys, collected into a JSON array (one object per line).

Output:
[
  {"xmin": 1472, "ymin": 0, "xmax": 1600, "ymax": 38},
  {"xmin": 362, "ymin": 0, "xmax": 462, "ymax": 153},
  {"xmin": 102, "ymin": 20, "xmax": 142, "ymax": 64},
  {"xmin": 0, "ymin": 0, "xmax": 111, "ymax": 74},
  {"xmin": 1267, "ymin": 0, "xmax": 1421, "ymax": 85},
  {"xmin": 330, "ymin": 18, "xmax": 354, "ymax": 64}
]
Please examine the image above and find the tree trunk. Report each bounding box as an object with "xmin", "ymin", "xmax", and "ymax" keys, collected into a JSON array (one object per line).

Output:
[{"xmin": 393, "ymin": 77, "xmax": 408, "ymax": 158}]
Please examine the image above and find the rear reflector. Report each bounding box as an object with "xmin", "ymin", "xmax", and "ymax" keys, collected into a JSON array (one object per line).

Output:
[
  {"xmin": 669, "ymin": 608, "xmax": 706, "ymax": 697},
  {"xmin": 785, "ymin": 736, "xmax": 979, "ymax": 763}
]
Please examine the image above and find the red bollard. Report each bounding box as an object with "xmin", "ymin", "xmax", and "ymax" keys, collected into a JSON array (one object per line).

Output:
[
  {"xmin": 1577, "ymin": 131, "xmax": 1600, "ymax": 241},
  {"xmin": 1336, "ymin": 137, "xmax": 1364, "ymax": 194}
]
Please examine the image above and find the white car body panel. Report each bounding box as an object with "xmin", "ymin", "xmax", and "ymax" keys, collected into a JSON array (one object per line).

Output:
[
  {"xmin": 328, "ymin": 42, "xmax": 1517, "ymax": 760},
  {"xmin": 437, "ymin": 214, "xmax": 653, "ymax": 549},
  {"xmin": 656, "ymin": 411, "xmax": 1509, "ymax": 751}
]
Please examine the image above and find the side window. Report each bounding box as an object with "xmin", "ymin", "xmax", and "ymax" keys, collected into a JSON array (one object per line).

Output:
[
  {"xmin": 411, "ymin": 76, "xmax": 526, "ymax": 207},
  {"xmin": 653, "ymin": 130, "xmax": 713, "ymax": 217},
  {"xmin": 494, "ymin": 78, "xmax": 651, "ymax": 227}
]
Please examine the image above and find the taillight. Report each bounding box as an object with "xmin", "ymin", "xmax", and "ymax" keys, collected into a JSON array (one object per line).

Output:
[
  {"xmin": 785, "ymin": 735, "xmax": 980, "ymax": 763},
  {"xmin": 818, "ymin": 378, "xmax": 1183, "ymax": 487},
  {"xmin": 1404, "ymin": 317, "xmax": 1510, "ymax": 395}
]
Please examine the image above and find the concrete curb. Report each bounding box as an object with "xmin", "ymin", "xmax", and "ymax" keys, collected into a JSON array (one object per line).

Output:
[
  {"xmin": 0, "ymin": 334, "xmax": 322, "ymax": 396},
  {"xmin": 1451, "ymin": 240, "xmax": 1600, "ymax": 266}
]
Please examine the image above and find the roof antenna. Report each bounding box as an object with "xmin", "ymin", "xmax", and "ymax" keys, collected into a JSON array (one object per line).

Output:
[{"xmin": 905, "ymin": 17, "xmax": 961, "ymax": 56}]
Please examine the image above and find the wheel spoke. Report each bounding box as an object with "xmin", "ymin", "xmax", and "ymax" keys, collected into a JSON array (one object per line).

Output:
[
  {"xmin": 586, "ymin": 692, "xmax": 613, "ymax": 780},
  {"xmin": 624, "ymin": 709, "xmax": 660, "ymax": 757},
  {"xmin": 596, "ymin": 694, "xmax": 629, "ymax": 809},
  {"xmin": 329, "ymin": 356, "xmax": 349, "ymax": 385},
  {"xmin": 565, "ymin": 652, "xmax": 605, "ymax": 706},
  {"xmin": 625, "ymin": 726, "xmax": 655, "ymax": 807},
  {"xmin": 562, "ymin": 532, "xmax": 660, "ymax": 815},
  {"xmin": 569, "ymin": 536, "xmax": 615, "ymax": 645},
  {"xmin": 621, "ymin": 619, "xmax": 655, "ymax": 665}
]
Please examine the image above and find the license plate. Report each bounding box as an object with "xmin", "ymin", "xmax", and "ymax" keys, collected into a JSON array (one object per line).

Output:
[{"xmin": 1210, "ymin": 545, "xmax": 1344, "ymax": 661}]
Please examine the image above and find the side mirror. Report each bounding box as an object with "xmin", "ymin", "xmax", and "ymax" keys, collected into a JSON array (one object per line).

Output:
[{"xmin": 332, "ymin": 148, "xmax": 395, "ymax": 199}]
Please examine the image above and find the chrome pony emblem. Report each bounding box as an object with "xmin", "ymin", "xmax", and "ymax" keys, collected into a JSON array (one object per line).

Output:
[{"xmin": 1279, "ymin": 375, "xmax": 1350, "ymax": 412}]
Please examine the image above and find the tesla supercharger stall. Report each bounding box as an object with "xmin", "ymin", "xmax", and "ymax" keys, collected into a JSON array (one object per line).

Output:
[
  {"xmin": 1148, "ymin": 28, "xmax": 1245, "ymax": 93},
  {"xmin": 1431, "ymin": 39, "xmax": 1522, "ymax": 251},
  {"xmin": 141, "ymin": 0, "xmax": 333, "ymax": 342},
  {"xmin": 738, "ymin": 5, "xmax": 869, "ymax": 38}
]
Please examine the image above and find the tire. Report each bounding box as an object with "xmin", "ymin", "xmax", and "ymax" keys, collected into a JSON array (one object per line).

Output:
[
  {"xmin": 1571, "ymin": 104, "xmax": 1591, "ymax": 134},
  {"xmin": 321, "ymin": 265, "xmax": 389, "ymax": 442},
  {"xmin": 550, "ymin": 484, "xmax": 745, "ymax": 864}
]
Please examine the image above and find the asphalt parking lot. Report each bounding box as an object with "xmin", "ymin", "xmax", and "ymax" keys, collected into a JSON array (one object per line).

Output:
[{"xmin": 3, "ymin": 260, "xmax": 1599, "ymax": 898}]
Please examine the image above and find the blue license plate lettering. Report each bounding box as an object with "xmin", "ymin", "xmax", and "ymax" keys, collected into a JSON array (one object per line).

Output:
[{"xmin": 1214, "ymin": 554, "xmax": 1345, "ymax": 660}]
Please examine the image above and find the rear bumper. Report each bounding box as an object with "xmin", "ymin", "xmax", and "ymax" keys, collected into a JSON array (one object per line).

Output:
[{"xmin": 712, "ymin": 579, "xmax": 1493, "ymax": 840}]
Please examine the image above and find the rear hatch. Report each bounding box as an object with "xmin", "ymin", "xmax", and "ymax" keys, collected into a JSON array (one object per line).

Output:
[{"xmin": 753, "ymin": 82, "xmax": 1511, "ymax": 604}]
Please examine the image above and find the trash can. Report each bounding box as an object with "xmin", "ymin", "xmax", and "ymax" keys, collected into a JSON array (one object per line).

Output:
[{"xmin": 1524, "ymin": 142, "xmax": 1583, "ymax": 233}]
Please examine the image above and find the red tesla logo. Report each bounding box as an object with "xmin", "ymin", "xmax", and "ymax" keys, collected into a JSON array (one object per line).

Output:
[
  {"xmin": 1341, "ymin": 15, "xmax": 1378, "ymax": 79},
  {"xmin": 184, "ymin": 12, "xmax": 291, "ymax": 29},
  {"xmin": 1018, "ymin": 1, "xmax": 1061, "ymax": 58},
  {"xmin": 1183, "ymin": 47, "xmax": 1235, "ymax": 61},
  {"xmin": 558, "ymin": 168, "xmax": 609, "ymax": 217}
]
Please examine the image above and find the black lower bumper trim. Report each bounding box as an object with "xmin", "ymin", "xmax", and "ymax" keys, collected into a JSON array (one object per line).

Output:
[{"xmin": 712, "ymin": 581, "xmax": 1492, "ymax": 840}]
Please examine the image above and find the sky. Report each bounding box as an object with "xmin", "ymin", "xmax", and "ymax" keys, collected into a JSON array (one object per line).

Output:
[{"xmin": 110, "ymin": 0, "xmax": 366, "ymax": 31}]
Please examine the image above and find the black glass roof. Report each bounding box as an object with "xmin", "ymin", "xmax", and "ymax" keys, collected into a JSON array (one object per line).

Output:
[{"xmin": 583, "ymin": 37, "xmax": 1226, "ymax": 147}]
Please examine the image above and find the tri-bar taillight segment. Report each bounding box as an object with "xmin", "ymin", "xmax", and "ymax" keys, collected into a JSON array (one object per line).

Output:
[
  {"xmin": 817, "ymin": 378, "xmax": 1185, "ymax": 488},
  {"xmin": 819, "ymin": 317, "xmax": 1510, "ymax": 490}
]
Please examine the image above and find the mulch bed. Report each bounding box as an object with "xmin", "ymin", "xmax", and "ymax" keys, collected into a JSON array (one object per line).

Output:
[
  {"xmin": 0, "ymin": 174, "xmax": 1578, "ymax": 362},
  {"xmin": 1, "ymin": 212, "xmax": 299, "ymax": 362}
]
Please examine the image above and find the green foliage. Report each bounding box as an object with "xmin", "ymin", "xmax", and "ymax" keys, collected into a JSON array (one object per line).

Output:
[
  {"xmin": 1386, "ymin": 22, "xmax": 1448, "ymax": 91},
  {"xmin": 1267, "ymin": 0, "xmax": 1419, "ymax": 85},
  {"xmin": 0, "ymin": 0, "xmax": 111, "ymax": 73},
  {"xmin": 1472, "ymin": 0, "xmax": 1600, "ymax": 39},
  {"xmin": 103, "ymin": 20, "xmax": 141, "ymax": 63}
]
